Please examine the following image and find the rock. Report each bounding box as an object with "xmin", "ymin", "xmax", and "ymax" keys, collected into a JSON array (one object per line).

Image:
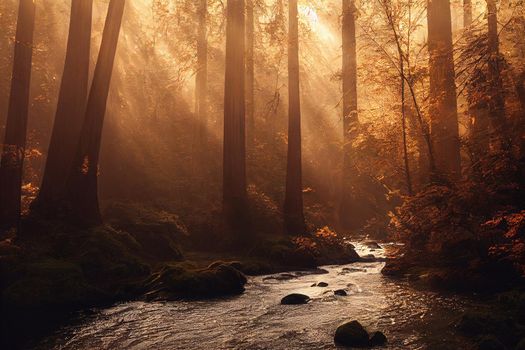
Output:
[
  {"xmin": 477, "ymin": 336, "xmax": 505, "ymax": 350},
  {"xmin": 145, "ymin": 263, "xmax": 247, "ymax": 300},
  {"xmin": 370, "ymin": 331, "xmax": 387, "ymax": 346},
  {"xmin": 317, "ymin": 282, "xmax": 328, "ymax": 287},
  {"xmin": 334, "ymin": 289, "xmax": 347, "ymax": 296},
  {"xmin": 334, "ymin": 320, "xmax": 370, "ymax": 347},
  {"xmin": 281, "ymin": 293, "xmax": 310, "ymax": 305}
]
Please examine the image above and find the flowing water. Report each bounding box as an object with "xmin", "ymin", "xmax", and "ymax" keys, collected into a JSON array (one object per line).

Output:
[{"xmin": 35, "ymin": 243, "xmax": 479, "ymax": 349}]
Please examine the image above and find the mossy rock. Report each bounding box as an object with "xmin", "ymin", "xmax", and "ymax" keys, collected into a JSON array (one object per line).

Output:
[
  {"xmin": 145, "ymin": 263, "xmax": 247, "ymax": 300},
  {"xmin": 334, "ymin": 320, "xmax": 370, "ymax": 347}
]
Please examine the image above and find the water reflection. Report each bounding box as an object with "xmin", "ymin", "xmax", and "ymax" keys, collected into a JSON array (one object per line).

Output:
[{"xmin": 36, "ymin": 243, "xmax": 476, "ymax": 350}]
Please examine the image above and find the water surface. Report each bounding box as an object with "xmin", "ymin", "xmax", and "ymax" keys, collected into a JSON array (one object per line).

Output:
[{"xmin": 36, "ymin": 243, "xmax": 477, "ymax": 349}]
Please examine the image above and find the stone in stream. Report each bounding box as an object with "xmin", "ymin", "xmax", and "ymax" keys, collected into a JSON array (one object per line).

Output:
[
  {"xmin": 317, "ymin": 282, "xmax": 328, "ymax": 287},
  {"xmin": 370, "ymin": 331, "xmax": 387, "ymax": 346},
  {"xmin": 280, "ymin": 293, "xmax": 310, "ymax": 305},
  {"xmin": 334, "ymin": 320, "xmax": 370, "ymax": 347},
  {"xmin": 334, "ymin": 289, "xmax": 347, "ymax": 296}
]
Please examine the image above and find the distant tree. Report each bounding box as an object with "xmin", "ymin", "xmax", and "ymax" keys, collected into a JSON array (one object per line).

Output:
[
  {"xmin": 63, "ymin": 0, "xmax": 126, "ymax": 226},
  {"xmin": 339, "ymin": 0, "xmax": 359, "ymax": 229},
  {"xmin": 0, "ymin": 0, "xmax": 36, "ymax": 229},
  {"xmin": 284, "ymin": 0, "xmax": 306, "ymax": 235},
  {"xmin": 246, "ymin": 0, "xmax": 255, "ymax": 150},
  {"xmin": 194, "ymin": 0, "xmax": 208, "ymax": 154},
  {"xmin": 486, "ymin": 0, "xmax": 508, "ymax": 148},
  {"xmin": 223, "ymin": 0, "xmax": 248, "ymax": 229},
  {"xmin": 33, "ymin": 0, "xmax": 93, "ymax": 217},
  {"xmin": 427, "ymin": 0, "xmax": 461, "ymax": 180}
]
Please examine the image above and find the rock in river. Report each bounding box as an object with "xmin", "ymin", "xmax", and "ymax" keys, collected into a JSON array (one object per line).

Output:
[
  {"xmin": 334, "ymin": 289, "xmax": 348, "ymax": 296},
  {"xmin": 317, "ymin": 282, "xmax": 329, "ymax": 287},
  {"xmin": 370, "ymin": 331, "xmax": 387, "ymax": 346},
  {"xmin": 281, "ymin": 293, "xmax": 310, "ymax": 305},
  {"xmin": 334, "ymin": 320, "xmax": 370, "ymax": 347}
]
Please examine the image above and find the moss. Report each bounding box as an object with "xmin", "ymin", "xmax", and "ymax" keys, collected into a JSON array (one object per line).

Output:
[
  {"xmin": 144, "ymin": 262, "xmax": 247, "ymax": 300},
  {"xmin": 2, "ymin": 258, "xmax": 106, "ymax": 311},
  {"xmin": 104, "ymin": 202, "xmax": 186, "ymax": 260}
]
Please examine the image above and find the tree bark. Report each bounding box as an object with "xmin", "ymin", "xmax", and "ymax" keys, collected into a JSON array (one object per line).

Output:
[
  {"xmin": 64, "ymin": 0, "xmax": 125, "ymax": 226},
  {"xmin": 339, "ymin": 0, "xmax": 358, "ymax": 229},
  {"xmin": 463, "ymin": 0, "xmax": 472, "ymax": 27},
  {"xmin": 34, "ymin": 0, "xmax": 92, "ymax": 216},
  {"xmin": 427, "ymin": 0, "xmax": 461, "ymax": 181},
  {"xmin": 0, "ymin": 0, "xmax": 36, "ymax": 229},
  {"xmin": 246, "ymin": 0, "xmax": 255, "ymax": 150},
  {"xmin": 284, "ymin": 0, "xmax": 306, "ymax": 235},
  {"xmin": 195, "ymin": 0, "xmax": 208, "ymax": 153},
  {"xmin": 223, "ymin": 0, "xmax": 248, "ymax": 229}
]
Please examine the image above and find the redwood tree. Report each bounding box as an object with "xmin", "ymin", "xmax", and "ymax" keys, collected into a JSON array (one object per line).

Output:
[
  {"xmin": 339, "ymin": 0, "xmax": 358, "ymax": 229},
  {"xmin": 427, "ymin": 0, "xmax": 461, "ymax": 180},
  {"xmin": 284, "ymin": 0, "xmax": 306, "ymax": 235},
  {"xmin": 63, "ymin": 0, "xmax": 126, "ymax": 226},
  {"xmin": 0, "ymin": 0, "xmax": 36, "ymax": 229},
  {"xmin": 246, "ymin": 0, "xmax": 255, "ymax": 149},
  {"xmin": 223, "ymin": 0, "xmax": 247, "ymax": 228},
  {"xmin": 34, "ymin": 0, "xmax": 93, "ymax": 216}
]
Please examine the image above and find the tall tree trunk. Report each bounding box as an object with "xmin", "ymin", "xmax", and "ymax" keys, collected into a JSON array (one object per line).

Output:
[
  {"xmin": 427, "ymin": 0, "xmax": 461, "ymax": 181},
  {"xmin": 246, "ymin": 0, "xmax": 255, "ymax": 150},
  {"xmin": 284, "ymin": 0, "xmax": 306, "ymax": 235},
  {"xmin": 223, "ymin": 0, "xmax": 248, "ymax": 229},
  {"xmin": 64, "ymin": 0, "xmax": 125, "ymax": 226},
  {"xmin": 194, "ymin": 0, "xmax": 208, "ymax": 155},
  {"xmin": 34, "ymin": 0, "xmax": 92, "ymax": 216},
  {"xmin": 339, "ymin": 0, "xmax": 358, "ymax": 229},
  {"xmin": 463, "ymin": 0, "xmax": 472, "ymax": 27},
  {"xmin": 0, "ymin": 0, "xmax": 36, "ymax": 229},
  {"xmin": 400, "ymin": 54, "xmax": 413, "ymax": 195},
  {"xmin": 486, "ymin": 0, "xmax": 508, "ymax": 148}
]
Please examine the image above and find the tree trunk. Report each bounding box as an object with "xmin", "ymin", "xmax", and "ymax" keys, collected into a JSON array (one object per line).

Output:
[
  {"xmin": 427, "ymin": 0, "xmax": 461, "ymax": 181},
  {"xmin": 339, "ymin": 0, "xmax": 358, "ymax": 229},
  {"xmin": 463, "ymin": 0, "xmax": 472, "ymax": 27},
  {"xmin": 34, "ymin": 0, "xmax": 92, "ymax": 217},
  {"xmin": 223, "ymin": 0, "xmax": 248, "ymax": 229},
  {"xmin": 400, "ymin": 54, "xmax": 413, "ymax": 195},
  {"xmin": 486, "ymin": 0, "xmax": 509, "ymax": 148},
  {"xmin": 64, "ymin": 0, "xmax": 125, "ymax": 226},
  {"xmin": 284, "ymin": 0, "xmax": 306, "ymax": 235},
  {"xmin": 0, "ymin": 0, "xmax": 36, "ymax": 229},
  {"xmin": 246, "ymin": 0, "xmax": 255, "ymax": 150},
  {"xmin": 194, "ymin": 0, "xmax": 208, "ymax": 154}
]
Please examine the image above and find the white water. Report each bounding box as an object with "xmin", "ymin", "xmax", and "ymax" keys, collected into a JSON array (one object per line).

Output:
[{"xmin": 36, "ymin": 243, "xmax": 477, "ymax": 349}]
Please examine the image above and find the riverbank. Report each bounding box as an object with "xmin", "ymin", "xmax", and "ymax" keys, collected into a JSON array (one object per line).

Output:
[{"xmin": 0, "ymin": 216, "xmax": 362, "ymax": 349}]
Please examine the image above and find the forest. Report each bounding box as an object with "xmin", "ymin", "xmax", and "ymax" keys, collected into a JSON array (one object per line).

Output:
[{"xmin": 0, "ymin": 0, "xmax": 524, "ymax": 349}]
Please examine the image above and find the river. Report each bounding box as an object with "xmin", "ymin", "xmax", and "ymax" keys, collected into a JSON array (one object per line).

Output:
[{"xmin": 34, "ymin": 243, "xmax": 479, "ymax": 349}]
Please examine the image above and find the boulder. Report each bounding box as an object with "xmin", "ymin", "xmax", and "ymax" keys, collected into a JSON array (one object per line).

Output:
[
  {"xmin": 334, "ymin": 289, "xmax": 348, "ymax": 296},
  {"xmin": 370, "ymin": 331, "xmax": 387, "ymax": 346},
  {"xmin": 317, "ymin": 282, "xmax": 328, "ymax": 287},
  {"xmin": 281, "ymin": 293, "xmax": 310, "ymax": 305},
  {"xmin": 145, "ymin": 263, "xmax": 247, "ymax": 300},
  {"xmin": 334, "ymin": 320, "xmax": 370, "ymax": 347}
]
